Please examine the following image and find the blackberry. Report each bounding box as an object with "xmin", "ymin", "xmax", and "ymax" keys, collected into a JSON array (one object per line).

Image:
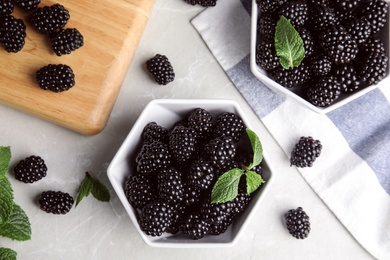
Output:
[
  {"xmin": 183, "ymin": 0, "xmax": 217, "ymax": 7},
  {"xmin": 257, "ymin": 0, "xmax": 288, "ymax": 13},
  {"xmin": 356, "ymin": 50, "xmax": 388, "ymax": 85},
  {"xmin": 213, "ymin": 112, "xmax": 244, "ymax": 142},
  {"xmin": 359, "ymin": 37, "xmax": 386, "ymax": 54},
  {"xmin": 256, "ymin": 40, "xmax": 280, "ymax": 71},
  {"xmin": 139, "ymin": 199, "xmax": 174, "ymax": 236},
  {"xmin": 285, "ymin": 207, "xmax": 311, "ymax": 239},
  {"xmin": 182, "ymin": 183, "xmax": 202, "ymax": 206},
  {"xmin": 14, "ymin": 155, "xmax": 47, "ymax": 183},
  {"xmin": 169, "ymin": 126, "xmax": 197, "ymax": 164},
  {"xmin": 308, "ymin": 5, "xmax": 337, "ymax": 29},
  {"xmin": 204, "ymin": 136, "xmax": 236, "ymax": 168},
  {"xmin": 332, "ymin": 64, "xmax": 361, "ymax": 93},
  {"xmin": 187, "ymin": 157, "xmax": 215, "ymax": 191},
  {"xmin": 30, "ymin": 4, "xmax": 70, "ymax": 34},
  {"xmin": 124, "ymin": 175, "xmax": 157, "ymax": 209},
  {"xmin": 158, "ymin": 167, "xmax": 184, "ymax": 204},
  {"xmin": 357, "ymin": 0, "xmax": 388, "ymax": 35},
  {"xmin": 167, "ymin": 203, "xmax": 187, "ymax": 234},
  {"xmin": 306, "ymin": 75, "xmax": 341, "ymax": 107},
  {"xmin": 180, "ymin": 211, "xmax": 210, "ymax": 239},
  {"xmin": 332, "ymin": 0, "xmax": 362, "ymax": 13},
  {"xmin": 271, "ymin": 62, "xmax": 311, "ymax": 89},
  {"xmin": 0, "ymin": 0, "xmax": 13, "ymax": 17},
  {"xmin": 142, "ymin": 122, "xmax": 169, "ymax": 144},
  {"xmin": 342, "ymin": 18, "xmax": 371, "ymax": 45},
  {"xmin": 200, "ymin": 198, "xmax": 234, "ymax": 235},
  {"xmin": 230, "ymin": 192, "xmax": 252, "ymax": 216},
  {"xmin": 290, "ymin": 136, "xmax": 322, "ymax": 167},
  {"xmin": 39, "ymin": 191, "xmax": 74, "ymax": 214},
  {"xmin": 13, "ymin": 0, "xmax": 40, "ymax": 12},
  {"xmin": 49, "ymin": 28, "xmax": 84, "ymax": 56},
  {"xmin": 298, "ymin": 27, "xmax": 314, "ymax": 57},
  {"xmin": 0, "ymin": 15, "xmax": 26, "ymax": 53},
  {"xmin": 135, "ymin": 141, "xmax": 171, "ymax": 175},
  {"xmin": 278, "ymin": 1, "xmax": 309, "ymax": 28},
  {"xmin": 187, "ymin": 108, "xmax": 213, "ymax": 141},
  {"xmin": 257, "ymin": 12, "xmax": 277, "ymax": 41},
  {"xmin": 36, "ymin": 64, "xmax": 75, "ymax": 92},
  {"xmin": 308, "ymin": 54, "xmax": 332, "ymax": 76},
  {"xmin": 146, "ymin": 54, "xmax": 175, "ymax": 85},
  {"xmin": 319, "ymin": 26, "xmax": 358, "ymax": 64}
]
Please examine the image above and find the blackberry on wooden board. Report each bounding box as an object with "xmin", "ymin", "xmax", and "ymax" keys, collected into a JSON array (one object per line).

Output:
[
  {"xmin": 0, "ymin": 14, "xmax": 26, "ymax": 53},
  {"xmin": 13, "ymin": 0, "xmax": 41, "ymax": 12},
  {"xmin": 49, "ymin": 28, "xmax": 84, "ymax": 56},
  {"xmin": 30, "ymin": 4, "xmax": 70, "ymax": 34},
  {"xmin": 36, "ymin": 64, "xmax": 75, "ymax": 92},
  {"xmin": 0, "ymin": 0, "xmax": 14, "ymax": 17}
]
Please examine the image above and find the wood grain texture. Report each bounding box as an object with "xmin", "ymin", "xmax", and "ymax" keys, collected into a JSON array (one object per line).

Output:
[{"xmin": 0, "ymin": 0, "xmax": 155, "ymax": 135}]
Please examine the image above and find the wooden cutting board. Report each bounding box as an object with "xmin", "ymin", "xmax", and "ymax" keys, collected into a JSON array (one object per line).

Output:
[{"xmin": 0, "ymin": 0, "xmax": 155, "ymax": 135}]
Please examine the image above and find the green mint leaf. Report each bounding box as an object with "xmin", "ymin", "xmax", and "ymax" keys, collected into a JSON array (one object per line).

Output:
[
  {"xmin": 0, "ymin": 204, "xmax": 31, "ymax": 241},
  {"xmin": 0, "ymin": 247, "xmax": 17, "ymax": 260},
  {"xmin": 0, "ymin": 175, "xmax": 14, "ymax": 225},
  {"xmin": 76, "ymin": 173, "xmax": 110, "ymax": 207},
  {"xmin": 75, "ymin": 173, "xmax": 94, "ymax": 207},
  {"xmin": 0, "ymin": 146, "xmax": 11, "ymax": 176},
  {"xmin": 245, "ymin": 171, "xmax": 265, "ymax": 194},
  {"xmin": 275, "ymin": 15, "xmax": 305, "ymax": 69},
  {"xmin": 211, "ymin": 168, "xmax": 244, "ymax": 203},
  {"xmin": 246, "ymin": 128, "xmax": 263, "ymax": 170}
]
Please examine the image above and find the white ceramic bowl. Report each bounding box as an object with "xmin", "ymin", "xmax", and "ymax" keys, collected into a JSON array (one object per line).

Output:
[
  {"xmin": 107, "ymin": 99, "xmax": 274, "ymax": 248},
  {"xmin": 250, "ymin": 0, "xmax": 390, "ymax": 114}
]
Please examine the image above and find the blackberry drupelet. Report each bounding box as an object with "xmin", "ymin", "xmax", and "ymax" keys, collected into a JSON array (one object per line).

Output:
[
  {"xmin": 271, "ymin": 62, "xmax": 311, "ymax": 89},
  {"xmin": 158, "ymin": 167, "xmax": 184, "ymax": 204},
  {"xmin": 13, "ymin": 0, "xmax": 40, "ymax": 12},
  {"xmin": 183, "ymin": 0, "xmax": 217, "ymax": 7},
  {"xmin": 146, "ymin": 54, "xmax": 175, "ymax": 85},
  {"xmin": 256, "ymin": 40, "xmax": 280, "ymax": 71},
  {"xmin": 0, "ymin": 0, "xmax": 13, "ymax": 17},
  {"xmin": 332, "ymin": 64, "xmax": 360, "ymax": 93},
  {"xmin": 142, "ymin": 122, "xmax": 169, "ymax": 144},
  {"xmin": 30, "ymin": 4, "xmax": 70, "ymax": 34},
  {"xmin": 187, "ymin": 157, "xmax": 215, "ymax": 191},
  {"xmin": 169, "ymin": 126, "xmax": 197, "ymax": 164},
  {"xmin": 285, "ymin": 207, "xmax": 311, "ymax": 239},
  {"xmin": 0, "ymin": 14, "xmax": 26, "ymax": 53},
  {"xmin": 49, "ymin": 28, "xmax": 84, "ymax": 56},
  {"xmin": 278, "ymin": 1, "xmax": 309, "ymax": 28},
  {"xmin": 357, "ymin": 0, "xmax": 388, "ymax": 35},
  {"xmin": 139, "ymin": 199, "xmax": 174, "ymax": 236},
  {"xmin": 306, "ymin": 75, "xmax": 341, "ymax": 107},
  {"xmin": 180, "ymin": 211, "xmax": 210, "ymax": 239},
  {"xmin": 213, "ymin": 112, "xmax": 244, "ymax": 142},
  {"xmin": 290, "ymin": 136, "xmax": 322, "ymax": 167},
  {"xmin": 342, "ymin": 18, "xmax": 371, "ymax": 45},
  {"xmin": 187, "ymin": 108, "xmax": 213, "ymax": 141},
  {"xmin": 14, "ymin": 155, "xmax": 47, "ymax": 183},
  {"xmin": 136, "ymin": 141, "xmax": 171, "ymax": 175},
  {"xmin": 39, "ymin": 191, "xmax": 74, "ymax": 214},
  {"xmin": 124, "ymin": 175, "xmax": 157, "ymax": 209},
  {"xmin": 36, "ymin": 64, "xmax": 75, "ymax": 92},
  {"xmin": 204, "ymin": 136, "xmax": 236, "ymax": 168},
  {"xmin": 309, "ymin": 54, "xmax": 332, "ymax": 76}
]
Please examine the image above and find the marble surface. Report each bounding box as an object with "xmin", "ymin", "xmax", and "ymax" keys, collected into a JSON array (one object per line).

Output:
[{"xmin": 0, "ymin": 1, "xmax": 374, "ymax": 259}]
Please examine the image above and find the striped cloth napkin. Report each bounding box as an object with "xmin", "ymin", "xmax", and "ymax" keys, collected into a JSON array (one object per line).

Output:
[{"xmin": 192, "ymin": 0, "xmax": 390, "ymax": 259}]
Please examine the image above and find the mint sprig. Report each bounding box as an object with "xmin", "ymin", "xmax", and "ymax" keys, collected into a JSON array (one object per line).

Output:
[
  {"xmin": 211, "ymin": 129, "xmax": 265, "ymax": 204},
  {"xmin": 274, "ymin": 15, "xmax": 305, "ymax": 69},
  {"xmin": 0, "ymin": 247, "xmax": 17, "ymax": 260},
  {"xmin": 75, "ymin": 172, "xmax": 111, "ymax": 207}
]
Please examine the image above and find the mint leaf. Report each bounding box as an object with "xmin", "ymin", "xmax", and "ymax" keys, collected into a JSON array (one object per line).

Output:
[
  {"xmin": 246, "ymin": 128, "xmax": 263, "ymax": 170},
  {"xmin": 0, "ymin": 204, "xmax": 31, "ymax": 241},
  {"xmin": 275, "ymin": 15, "xmax": 305, "ymax": 69},
  {"xmin": 0, "ymin": 175, "xmax": 14, "ymax": 225},
  {"xmin": 246, "ymin": 171, "xmax": 265, "ymax": 194},
  {"xmin": 0, "ymin": 146, "xmax": 11, "ymax": 176},
  {"xmin": 0, "ymin": 247, "xmax": 17, "ymax": 260},
  {"xmin": 211, "ymin": 168, "xmax": 243, "ymax": 203},
  {"xmin": 76, "ymin": 172, "xmax": 110, "ymax": 207}
]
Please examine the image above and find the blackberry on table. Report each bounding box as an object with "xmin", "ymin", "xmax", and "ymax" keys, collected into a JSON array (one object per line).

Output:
[
  {"xmin": 146, "ymin": 54, "xmax": 175, "ymax": 85},
  {"xmin": 187, "ymin": 108, "xmax": 213, "ymax": 141},
  {"xmin": 0, "ymin": 0, "xmax": 14, "ymax": 17},
  {"xmin": 139, "ymin": 199, "xmax": 174, "ymax": 236},
  {"xmin": 256, "ymin": 40, "xmax": 280, "ymax": 71},
  {"xmin": 13, "ymin": 0, "xmax": 40, "ymax": 12},
  {"xmin": 0, "ymin": 14, "xmax": 26, "ymax": 53},
  {"xmin": 285, "ymin": 207, "xmax": 311, "ymax": 239},
  {"xmin": 49, "ymin": 28, "xmax": 84, "ymax": 56},
  {"xmin": 30, "ymin": 4, "xmax": 70, "ymax": 34},
  {"xmin": 290, "ymin": 136, "xmax": 322, "ymax": 167},
  {"xmin": 183, "ymin": 0, "xmax": 217, "ymax": 7},
  {"xmin": 136, "ymin": 141, "xmax": 171, "ymax": 175},
  {"xmin": 124, "ymin": 175, "xmax": 157, "ymax": 209},
  {"xmin": 278, "ymin": 1, "xmax": 309, "ymax": 28},
  {"xmin": 14, "ymin": 155, "xmax": 47, "ymax": 183},
  {"xmin": 169, "ymin": 126, "xmax": 197, "ymax": 164},
  {"xmin": 213, "ymin": 112, "xmax": 244, "ymax": 143},
  {"xmin": 142, "ymin": 122, "xmax": 169, "ymax": 144},
  {"xmin": 39, "ymin": 191, "xmax": 74, "ymax": 214},
  {"xmin": 36, "ymin": 64, "xmax": 75, "ymax": 92},
  {"xmin": 158, "ymin": 167, "xmax": 184, "ymax": 204}
]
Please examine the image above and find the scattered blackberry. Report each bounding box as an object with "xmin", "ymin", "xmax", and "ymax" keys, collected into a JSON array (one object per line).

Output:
[
  {"xmin": 342, "ymin": 18, "xmax": 371, "ymax": 45},
  {"xmin": 36, "ymin": 64, "xmax": 75, "ymax": 92},
  {"xmin": 180, "ymin": 211, "xmax": 210, "ymax": 239},
  {"xmin": 183, "ymin": 0, "xmax": 217, "ymax": 7},
  {"xmin": 146, "ymin": 54, "xmax": 175, "ymax": 85},
  {"xmin": 204, "ymin": 136, "xmax": 236, "ymax": 168},
  {"xmin": 158, "ymin": 167, "xmax": 184, "ymax": 204},
  {"xmin": 139, "ymin": 199, "xmax": 174, "ymax": 236},
  {"xmin": 0, "ymin": 0, "xmax": 13, "ymax": 17},
  {"xmin": 213, "ymin": 112, "xmax": 244, "ymax": 143},
  {"xmin": 320, "ymin": 26, "xmax": 358, "ymax": 64},
  {"xmin": 13, "ymin": 0, "xmax": 40, "ymax": 12},
  {"xmin": 257, "ymin": 0, "xmax": 288, "ymax": 13},
  {"xmin": 30, "ymin": 4, "xmax": 70, "ymax": 34},
  {"xmin": 187, "ymin": 108, "xmax": 213, "ymax": 141},
  {"xmin": 278, "ymin": 1, "xmax": 309, "ymax": 28},
  {"xmin": 142, "ymin": 122, "xmax": 169, "ymax": 144},
  {"xmin": 357, "ymin": 0, "xmax": 388, "ymax": 35},
  {"xmin": 169, "ymin": 126, "xmax": 197, "ymax": 164},
  {"xmin": 256, "ymin": 40, "xmax": 280, "ymax": 71},
  {"xmin": 257, "ymin": 12, "xmax": 277, "ymax": 41},
  {"xmin": 49, "ymin": 28, "xmax": 84, "ymax": 56},
  {"xmin": 297, "ymin": 27, "xmax": 314, "ymax": 57},
  {"xmin": 39, "ymin": 191, "xmax": 74, "ymax": 214},
  {"xmin": 136, "ymin": 141, "xmax": 171, "ymax": 175},
  {"xmin": 0, "ymin": 15, "xmax": 26, "ymax": 53},
  {"xmin": 356, "ymin": 50, "xmax": 388, "ymax": 85},
  {"xmin": 14, "ymin": 155, "xmax": 47, "ymax": 183},
  {"xmin": 187, "ymin": 157, "xmax": 215, "ymax": 191},
  {"xmin": 332, "ymin": 64, "xmax": 360, "ymax": 93},
  {"xmin": 308, "ymin": 54, "xmax": 332, "ymax": 76},
  {"xmin": 306, "ymin": 75, "xmax": 341, "ymax": 107},
  {"xmin": 290, "ymin": 136, "xmax": 322, "ymax": 167},
  {"xmin": 271, "ymin": 62, "xmax": 311, "ymax": 89},
  {"xmin": 124, "ymin": 175, "xmax": 157, "ymax": 209},
  {"xmin": 285, "ymin": 207, "xmax": 311, "ymax": 239}
]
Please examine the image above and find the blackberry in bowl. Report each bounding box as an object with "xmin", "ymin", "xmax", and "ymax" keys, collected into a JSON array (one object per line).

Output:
[{"xmin": 107, "ymin": 99, "xmax": 274, "ymax": 247}]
